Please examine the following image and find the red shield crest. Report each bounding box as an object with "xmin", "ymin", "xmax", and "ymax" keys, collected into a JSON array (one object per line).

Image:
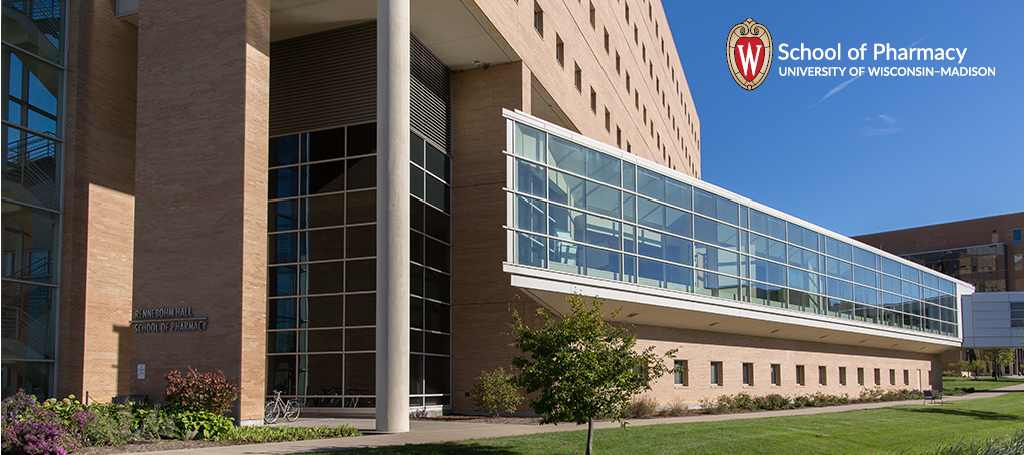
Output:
[{"xmin": 727, "ymin": 19, "xmax": 773, "ymax": 90}]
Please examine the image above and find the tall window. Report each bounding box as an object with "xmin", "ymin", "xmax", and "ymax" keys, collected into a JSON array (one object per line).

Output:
[
  {"xmin": 903, "ymin": 370, "xmax": 910, "ymax": 386},
  {"xmin": 742, "ymin": 363, "xmax": 754, "ymax": 386},
  {"xmin": 574, "ymin": 63, "xmax": 582, "ymax": 91},
  {"xmin": 674, "ymin": 360, "xmax": 688, "ymax": 386},
  {"xmin": 857, "ymin": 367, "xmax": 865, "ymax": 386},
  {"xmin": 533, "ymin": 2, "xmax": 544, "ymax": 36},
  {"xmin": 604, "ymin": 28, "xmax": 610, "ymax": 52},
  {"xmin": 889, "ymin": 369, "xmax": 896, "ymax": 385},
  {"xmin": 796, "ymin": 365, "xmax": 806, "ymax": 386},
  {"xmin": 710, "ymin": 361, "xmax": 723, "ymax": 386},
  {"xmin": 874, "ymin": 368, "xmax": 881, "ymax": 386},
  {"xmin": 770, "ymin": 364, "xmax": 781, "ymax": 386},
  {"xmin": 555, "ymin": 35, "xmax": 564, "ymax": 66},
  {"xmin": 589, "ymin": 2, "xmax": 596, "ymax": 27},
  {"xmin": 839, "ymin": 367, "xmax": 847, "ymax": 386},
  {"xmin": 818, "ymin": 366, "xmax": 827, "ymax": 386},
  {"xmin": 590, "ymin": 88, "xmax": 597, "ymax": 113}
]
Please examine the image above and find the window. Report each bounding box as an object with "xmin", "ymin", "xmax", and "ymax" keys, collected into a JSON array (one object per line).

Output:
[
  {"xmin": 616, "ymin": 127, "xmax": 621, "ymax": 147},
  {"xmin": 771, "ymin": 364, "xmax": 781, "ymax": 386},
  {"xmin": 554, "ymin": 35, "xmax": 564, "ymax": 66},
  {"xmin": 634, "ymin": 90, "xmax": 639, "ymax": 109},
  {"xmin": 742, "ymin": 363, "xmax": 754, "ymax": 386},
  {"xmin": 874, "ymin": 368, "xmax": 881, "ymax": 386},
  {"xmin": 626, "ymin": 73, "xmax": 630, "ymax": 92},
  {"xmin": 818, "ymin": 366, "xmax": 827, "ymax": 386},
  {"xmin": 839, "ymin": 367, "xmax": 847, "ymax": 386},
  {"xmin": 857, "ymin": 367, "xmax": 865, "ymax": 386},
  {"xmin": 626, "ymin": 142, "xmax": 631, "ymax": 153},
  {"xmin": 604, "ymin": 28, "xmax": 610, "ymax": 52},
  {"xmin": 634, "ymin": 25, "xmax": 638, "ymax": 44},
  {"xmin": 674, "ymin": 360, "xmax": 688, "ymax": 386},
  {"xmin": 624, "ymin": 3, "xmax": 629, "ymax": 22},
  {"xmin": 574, "ymin": 63, "xmax": 582, "ymax": 91},
  {"xmin": 796, "ymin": 365, "xmax": 806, "ymax": 386},
  {"xmin": 589, "ymin": 1, "xmax": 596, "ymax": 28},
  {"xmin": 889, "ymin": 369, "xmax": 896, "ymax": 385},
  {"xmin": 590, "ymin": 88, "xmax": 597, "ymax": 113},
  {"xmin": 615, "ymin": 52, "xmax": 621, "ymax": 73},
  {"xmin": 533, "ymin": 2, "xmax": 543, "ymax": 36},
  {"xmin": 642, "ymin": 44, "xmax": 646, "ymax": 62},
  {"xmin": 604, "ymin": 108, "xmax": 611, "ymax": 131},
  {"xmin": 904, "ymin": 369, "xmax": 910, "ymax": 386},
  {"xmin": 710, "ymin": 361, "xmax": 723, "ymax": 386},
  {"xmin": 1015, "ymin": 228, "xmax": 1022, "ymax": 246}
]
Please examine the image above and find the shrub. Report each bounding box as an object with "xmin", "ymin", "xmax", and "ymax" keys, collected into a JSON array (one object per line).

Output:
[
  {"xmin": 698, "ymin": 396, "xmax": 721, "ymax": 415},
  {"xmin": 133, "ymin": 406, "xmax": 180, "ymax": 440},
  {"xmin": 176, "ymin": 410, "xmax": 234, "ymax": 441},
  {"xmin": 225, "ymin": 424, "xmax": 359, "ymax": 443},
  {"xmin": 79, "ymin": 403, "xmax": 135, "ymax": 446},
  {"xmin": 622, "ymin": 395, "xmax": 659, "ymax": 419},
  {"xmin": 944, "ymin": 387, "xmax": 976, "ymax": 396},
  {"xmin": 754, "ymin": 393, "xmax": 791, "ymax": 410},
  {"xmin": 165, "ymin": 367, "xmax": 240, "ymax": 415},
  {"xmin": 470, "ymin": 367, "xmax": 523, "ymax": 417},
  {"xmin": 660, "ymin": 397, "xmax": 688, "ymax": 417},
  {"xmin": 792, "ymin": 394, "xmax": 812, "ymax": 408},
  {"xmin": 1, "ymin": 390, "xmax": 79, "ymax": 455}
]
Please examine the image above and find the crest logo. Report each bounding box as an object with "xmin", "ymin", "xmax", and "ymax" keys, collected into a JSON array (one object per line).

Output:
[{"xmin": 727, "ymin": 18, "xmax": 773, "ymax": 91}]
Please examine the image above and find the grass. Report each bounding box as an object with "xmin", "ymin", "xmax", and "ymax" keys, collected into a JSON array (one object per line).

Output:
[
  {"xmin": 942, "ymin": 376, "xmax": 1024, "ymax": 392},
  {"xmin": 317, "ymin": 392, "xmax": 1024, "ymax": 455}
]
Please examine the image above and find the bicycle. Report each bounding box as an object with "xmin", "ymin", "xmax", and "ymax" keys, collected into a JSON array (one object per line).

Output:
[{"xmin": 264, "ymin": 391, "xmax": 300, "ymax": 424}]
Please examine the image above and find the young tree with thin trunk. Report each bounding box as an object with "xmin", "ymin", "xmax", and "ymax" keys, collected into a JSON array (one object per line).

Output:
[{"xmin": 511, "ymin": 294, "xmax": 677, "ymax": 455}]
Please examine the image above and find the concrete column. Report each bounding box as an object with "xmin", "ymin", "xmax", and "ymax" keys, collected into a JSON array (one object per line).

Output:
[{"xmin": 376, "ymin": 0, "xmax": 411, "ymax": 434}]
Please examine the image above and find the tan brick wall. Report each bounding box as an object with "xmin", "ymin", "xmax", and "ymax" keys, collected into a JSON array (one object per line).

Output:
[
  {"xmin": 131, "ymin": 0, "xmax": 269, "ymax": 420},
  {"xmin": 58, "ymin": 0, "xmax": 138, "ymax": 402},
  {"xmin": 472, "ymin": 0, "xmax": 701, "ymax": 177}
]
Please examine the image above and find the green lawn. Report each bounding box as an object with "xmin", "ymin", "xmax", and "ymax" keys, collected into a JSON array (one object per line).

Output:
[
  {"xmin": 942, "ymin": 376, "xmax": 1024, "ymax": 392},
  {"xmin": 322, "ymin": 392, "xmax": 1024, "ymax": 455}
]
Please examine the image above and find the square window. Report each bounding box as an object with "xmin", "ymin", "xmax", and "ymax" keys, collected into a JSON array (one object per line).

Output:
[
  {"xmin": 710, "ymin": 361, "xmax": 723, "ymax": 386},
  {"xmin": 742, "ymin": 363, "xmax": 754, "ymax": 386},
  {"xmin": 770, "ymin": 364, "xmax": 781, "ymax": 386},
  {"xmin": 674, "ymin": 360, "xmax": 688, "ymax": 386}
]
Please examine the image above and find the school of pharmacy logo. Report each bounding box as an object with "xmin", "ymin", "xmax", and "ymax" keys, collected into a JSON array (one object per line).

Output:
[{"xmin": 727, "ymin": 18, "xmax": 773, "ymax": 91}]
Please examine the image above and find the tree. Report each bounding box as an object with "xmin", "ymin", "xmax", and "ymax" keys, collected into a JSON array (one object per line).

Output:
[
  {"xmin": 983, "ymin": 349, "xmax": 1015, "ymax": 379},
  {"xmin": 511, "ymin": 294, "xmax": 676, "ymax": 455},
  {"xmin": 470, "ymin": 367, "xmax": 523, "ymax": 417}
]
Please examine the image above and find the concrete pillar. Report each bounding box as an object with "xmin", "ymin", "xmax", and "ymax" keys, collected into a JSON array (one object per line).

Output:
[
  {"xmin": 376, "ymin": 0, "xmax": 411, "ymax": 434},
  {"xmin": 132, "ymin": 0, "xmax": 269, "ymax": 421}
]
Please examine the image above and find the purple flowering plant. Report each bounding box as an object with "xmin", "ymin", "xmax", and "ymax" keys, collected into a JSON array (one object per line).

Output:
[{"xmin": 1, "ymin": 390, "xmax": 78, "ymax": 455}]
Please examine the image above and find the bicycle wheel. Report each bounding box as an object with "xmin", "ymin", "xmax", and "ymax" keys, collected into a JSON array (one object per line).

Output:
[
  {"xmin": 264, "ymin": 400, "xmax": 280, "ymax": 424},
  {"xmin": 284, "ymin": 400, "xmax": 301, "ymax": 422}
]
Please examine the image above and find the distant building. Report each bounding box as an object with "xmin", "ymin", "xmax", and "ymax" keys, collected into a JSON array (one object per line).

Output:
[{"xmin": 855, "ymin": 213, "xmax": 1024, "ymax": 376}]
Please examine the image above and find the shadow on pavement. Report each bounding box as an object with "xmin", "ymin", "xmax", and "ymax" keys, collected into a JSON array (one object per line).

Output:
[{"xmin": 312, "ymin": 442, "xmax": 520, "ymax": 455}]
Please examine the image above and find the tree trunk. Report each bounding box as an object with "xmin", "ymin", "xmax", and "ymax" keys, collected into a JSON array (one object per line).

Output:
[{"xmin": 586, "ymin": 418, "xmax": 594, "ymax": 455}]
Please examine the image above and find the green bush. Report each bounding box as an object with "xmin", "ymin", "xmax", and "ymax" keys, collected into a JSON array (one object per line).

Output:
[
  {"xmin": 176, "ymin": 410, "xmax": 234, "ymax": 441},
  {"xmin": 164, "ymin": 367, "xmax": 240, "ymax": 415},
  {"xmin": 470, "ymin": 367, "xmax": 523, "ymax": 417},
  {"xmin": 754, "ymin": 393, "xmax": 791, "ymax": 410},
  {"xmin": 225, "ymin": 424, "xmax": 359, "ymax": 443},
  {"xmin": 622, "ymin": 395, "xmax": 659, "ymax": 419},
  {"xmin": 75, "ymin": 403, "xmax": 134, "ymax": 446},
  {"xmin": 944, "ymin": 387, "xmax": 976, "ymax": 396},
  {"xmin": 660, "ymin": 398, "xmax": 687, "ymax": 417},
  {"xmin": 132, "ymin": 406, "xmax": 180, "ymax": 440},
  {"xmin": 698, "ymin": 396, "xmax": 721, "ymax": 415}
]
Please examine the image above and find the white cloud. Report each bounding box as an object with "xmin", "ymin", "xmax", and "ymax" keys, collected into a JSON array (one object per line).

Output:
[{"xmin": 860, "ymin": 114, "xmax": 904, "ymax": 136}]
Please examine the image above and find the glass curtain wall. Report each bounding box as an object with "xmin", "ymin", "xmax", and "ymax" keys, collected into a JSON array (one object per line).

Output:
[
  {"xmin": 509, "ymin": 120, "xmax": 959, "ymax": 338},
  {"xmin": 266, "ymin": 126, "xmax": 452, "ymax": 409},
  {"xmin": 2, "ymin": 0, "xmax": 65, "ymax": 400}
]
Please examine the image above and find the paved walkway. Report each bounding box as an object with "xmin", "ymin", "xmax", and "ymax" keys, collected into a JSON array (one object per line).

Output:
[{"xmin": 126, "ymin": 383, "xmax": 1024, "ymax": 455}]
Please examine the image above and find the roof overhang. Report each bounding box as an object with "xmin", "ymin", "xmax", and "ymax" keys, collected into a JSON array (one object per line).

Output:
[{"xmin": 505, "ymin": 262, "xmax": 962, "ymax": 355}]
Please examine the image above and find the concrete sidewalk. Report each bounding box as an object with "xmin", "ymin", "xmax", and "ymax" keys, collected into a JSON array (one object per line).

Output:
[{"xmin": 124, "ymin": 383, "xmax": 1024, "ymax": 455}]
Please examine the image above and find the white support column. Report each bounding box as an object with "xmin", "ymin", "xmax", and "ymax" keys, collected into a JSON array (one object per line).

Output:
[{"xmin": 376, "ymin": 0, "xmax": 411, "ymax": 434}]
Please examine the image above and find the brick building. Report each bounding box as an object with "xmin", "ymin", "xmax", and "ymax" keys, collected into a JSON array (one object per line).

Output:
[{"xmin": 3, "ymin": 0, "xmax": 968, "ymax": 432}]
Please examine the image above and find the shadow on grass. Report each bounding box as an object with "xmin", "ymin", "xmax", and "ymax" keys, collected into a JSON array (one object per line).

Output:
[
  {"xmin": 318, "ymin": 442, "xmax": 520, "ymax": 455},
  {"xmin": 891, "ymin": 406, "xmax": 1023, "ymax": 422}
]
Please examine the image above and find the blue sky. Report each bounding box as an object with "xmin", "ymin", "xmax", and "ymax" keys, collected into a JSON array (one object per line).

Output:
[{"xmin": 664, "ymin": 1, "xmax": 1023, "ymax": 237}]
